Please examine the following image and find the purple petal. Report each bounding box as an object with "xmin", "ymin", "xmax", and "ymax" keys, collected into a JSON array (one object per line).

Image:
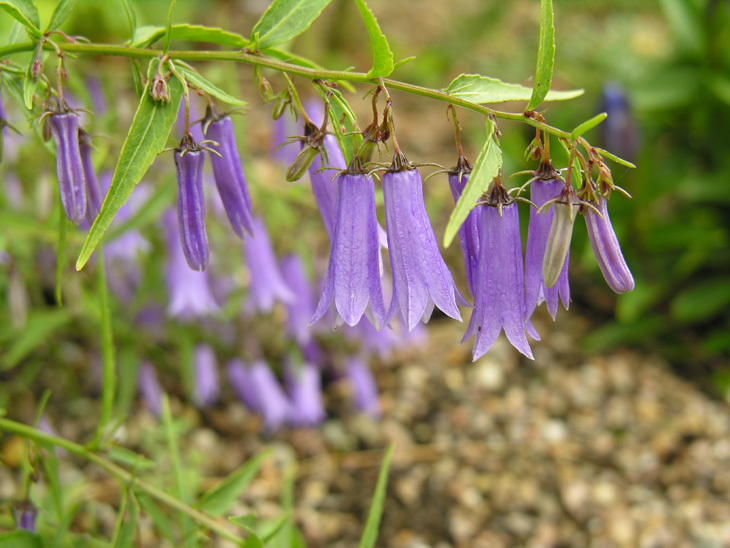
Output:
[
  {"xmin": 193, "ymin": 345, "xmax": 220, "ymax": 407},
  {"xmin": 175, "ymin": 148, "xmax": 209, "ymax": 271},
  {"xmin": 226, "ymin": 359, "xmax": 258, "ymax": 410},
  {"xmin": 249, "ymin": 360, "xmax": 293, "ymax": 430},
  {"xmin": 285, "ymin": 361, "xmax": 326, "ymax": 426},
  {"xmin": 585, "ymin": 197, "xmax": 635, "ymax": 293},
  {"xmin": 346, "ymin": 357, "xmax": 380, "ymax": 419},
  {"xmin": 78, "ymin": 129, "xmax": 103, "ymax": 227},
  {"xmin": 448, "ymin": 172, "xmax": 480, "ymax": 297},
  {"xmin": 48, "ymin": 112, "xmax": 86, "ymax": 224},
  {"xmin": 281, "ymin": 254, "xmax": 316, "ymax": 344},
  {"xmin": 139, "ymin": 362, "xmax": 163, "ymax": 417},
  {"xmin": 308, "ymin": 134, "xmax": 344, "ymax": 240}
]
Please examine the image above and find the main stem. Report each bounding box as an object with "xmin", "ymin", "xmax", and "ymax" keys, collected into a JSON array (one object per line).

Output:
[
  {"xmin": 0, "ymin": 40, "xmax": 571, "ymax": 139},
  {"xmin": 0, "ymin": 417, "xmax": 242, "ymax": 544}
]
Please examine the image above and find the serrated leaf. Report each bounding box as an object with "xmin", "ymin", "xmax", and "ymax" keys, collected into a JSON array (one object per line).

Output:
[
  {"xmin": 76, "ymin": 58, "xmax": 183, "ymax": 270},
  {"xmin": 570, "ymin": 112, "xmax": 607, "ymax": 141},
  {"xmin": 445, "ymin": 74, "xmax": 582, "ymax": 104},
  {"xmin": 525, "ymin": 0, "xmax": 555, "ymax": 111},
  {"xmin": 251, "ymin": 0, "xmax": 333, "ymax": 49},
  {"xmin": 0, "ymin": 0, "xmax": 41, "ymax": 38},
  {"xmin": 0, "ymin": 531, "xmax": 43, "ymax": 548},
  {"xmin": 46, "ymin": 0, "xmax": 77, "ymax": 31},
  {"xmin": 175, "ymin": 64, "xmax": 247, "ymax": 106},
  {"xmin": 444, "ymin": 118, "xmax": 502, "ymax": 247},
  {"xmin": 129, "ymin": 24, "xmax": 248, "ymax": 49},
  {"xmin": 358, "ymin": 444, "xmax": 395, "ymax": 548},
  {"xmin": 353, "ymin": 0, "xmax": 394, "ymax": 78},
  {"xmin": 196, "ymin": 450, "xmax": 270, "ymax": 516}
]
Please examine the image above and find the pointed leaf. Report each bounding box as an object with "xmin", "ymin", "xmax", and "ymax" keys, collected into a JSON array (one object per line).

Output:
[
  {"xmin": 570, "ymin": 112, "xmax": 607, "ymax": 141},
  {"xmin": 130, "ymin": 24, "xmax": 248, "ymax": 49},
  {"xmin": 316, "ymin": 86, "xmax": 361, "ymax": 164},
  {"xmin": 119, "ymin": 0, "xmax": 137, "ymax": 37},
  {"xmin": 76, "ymin": 58, "xmax": 183, "ymax": 270},
  {"xmin": 251, "ymin": 0, "xmax": 333, "ymax": 49},
  {"xmin": 594, "ymin": 147, "xmax": 636, "ymax": 169},
  {"xmin": 358, "ymin": 444, "xmax": 395, "ymax": 548},
  {"xmin": 444, "ymin": 118, "xmax": 502, "ymax": 247},
  {"xmin": 525, "ymin": 0, "xmax": 555, "ymax": 111},
  {"xmin": 445, "ymin": 74, "xmax": 582, "ymax": 104},
  {"xmin": 353, "ymin": 0, "xmax": 394, "ymax": 78},
  {"xmin": 46, "ymin": 0, "xmax": 77, "ymax": 31},
  {"xmin": 0, "ymin": 0, "xmax": 41, "ymax": 38},
  {"xmin": 229, "ymin": 514, "xmax": 257, "ymax": 531},
  {"xmin": 175, "ymin": 64, "xmax": 247, "ymax": 106},
  {"xmin": 196, "ymin": 450, "xmax": 271, "ymax": 515}
]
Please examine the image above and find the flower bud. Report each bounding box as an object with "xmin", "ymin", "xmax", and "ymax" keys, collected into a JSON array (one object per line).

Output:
[
  {"xmin": 255, "ymin": 67, "xmax": 274, "ymax": 102},
  {"xmin": 47, "ymin": 111, "xmax": 87, "ymax": 224},
  {"xmin": 271, "ymin": 91, "xmax": 291, "ymax": 120},
  {"xmin": 285, "ymin": 144, "xmax": 318, "ymax": 182},
  {"xmin": 585, "ymin": 196, "xmax": 634, "ymax": 293},
  {"xmin": 542, "ymin": 200, "xmax": 578, "ymax": 288},
  {"xmin": 150, "ymin": 73, "xmax": 171, "ymax": 104}
]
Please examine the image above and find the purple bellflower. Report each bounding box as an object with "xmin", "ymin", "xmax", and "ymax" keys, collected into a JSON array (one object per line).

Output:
[
  {"xmin": 382, "ymin": 154, "xmax": 465, "ymax": 331},
  {"xmin": 585, "ymin": 196, "xmax": 635, "ymax": 293},
  {"xmin": 78, "ymin": 128, "xmax": 103, "ymax": 227},
  {"xmin": 463, "ymin": 185, "xmax": 538, "ymax": 360},
  {"xmin": 15, "ymin": 504, "xmax": 36, "ymax": 532},
  {"xmin": 230, "ymin": 360, "xmax": 292, "ymax": 430},
  {"xmin": 226, "ymin": 359, "xmax": 258, "ymax": 410},
  {"xmin": 285, "ymin": 360, "xmax": 326, "ymax": 426},
  {"xmin": 346, "ymin": 357, "xmax": 381, "ymax": 419},
  {"xmin": 244, "ymin": 217, "xmax": 295, "ymax": 313},
  {"xmin": 174, "ymin": 134, "xmax": 208, "ymax": 271},
  {"xmin": 272, "ymin": 106, "xmax": 302, "ymax": 167},
  {"xmin": 139, "ymin": 361, "xmax": 163, "ymax": 417},
  {"xmin": 193, "ymin": 345, "xmax": 220, "ymax": 408},
  {"xmin": 311, "ymin": 162, "xmax": 387, "ymax": 329},
  {"xmin": 525, "ymin": 171, "xmax": 571, "ymax": 320},
  {"xmin": 203, "ymin": 107, "xmax": 255, "ymax": 238},
  {"xmin": 281, "ymin": 254, "xmax": 317, "ymax": 345},
  {"xmin": 448, "ymin": 163, "xmax": 480, "ymax": 298},
  {"xmin": 600, "ymin": 84, "xmax": 639, "ymax": 163},
  {"xmin": 163, "ymin": 210, "xmax": 220, "ymax": 319},
  {"xmin": 47, "ymin": 110, "xmax": 87, "ymax": 224}
]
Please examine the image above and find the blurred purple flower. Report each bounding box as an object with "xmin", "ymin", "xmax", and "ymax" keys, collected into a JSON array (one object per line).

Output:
[
  {"xmin": 525, "ymin": 176, "xmax": 571, "ymax": 320},
  {"xmin": 193, "ymin": 345, "xmax": 220, "ymax": 408},
  {"xmin": 37, "ymin": 415, "xmax": 67, "ymax": 457},
  {"xmin": 463, "ymin": 188, "xmax": 537, "ymax": 360},
  {"xmin": 448, "ymin": 169, "xmax": 480, "ymax": 297},
  {"xmin": 383, "ymin": 161, "xmax": 464, "ymax": 330},
  {"xmin": 585, "ymin": 196, "xmax": 635, "ymax": 293},
  {"xmin": 48, "ymin": 111, "xmax": 86, "ymax": 224},
  {"xmin": 272, "ymin": 107, "xmax": 302, "ymax": 167},
  {"xmin": 281, "ymin": 254, "xmax": 316, "ymax": 344},
  {"xmin": 226, "ymin": 359, "xmax": 258, "ymax": 410},
  {"xmin": 164, "ymin": 210, "xmax": 219, "ymax": 319},
  {"xmin": 312, "ymin": 170, "xmax": 386, "ymax": 329},
  {"xmin": 15, "ymin": 505, "xmax": 36, "ymax": 532},
  {"xmin": 244, "ymin": 217, "xmax": 295, "ymax": 313},
  {"xmin": 346, "ymin": 357, "xmax": 380, "ymax": 418},
  {"xmin": 139, "ymin": 362, "xmax": 162, "ymax": 417},
  {"xmin": 86, "ymin": 76, "xmax": 107, "ymax": 116},
  {"xmin": 285, "ymin": 361, "xmax": 326, "ymax": 426},
  {"xmin": 174, "ymin": 136, "xmax": 208, "ymax": 271},
  {"xmin": 600, "ymin": 83, "xmax": 638, "ymax": 162},
  {"xmin": 78, "ymin": 128, "xmax": 103, "ymax": 228},
  {"xmin": 204, "ymin": 110, "xmax": 254, "ymax": 238},
  {"xmin": 228, "ymin": 360, "xmax": 292, "ymax": 430}
]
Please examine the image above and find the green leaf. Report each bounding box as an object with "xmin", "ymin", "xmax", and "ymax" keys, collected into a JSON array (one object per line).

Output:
[
  {"xmin": 130, "ymin": 24, "xmax": 248, "ymax": 49},
  {"xmin": 0, "ymin": 531, "xmax": 43, "ymax": 548},
  {"xmin": 46, "ymin": 0, "xmax": 77, "ymax": 31},
  {"xmin": 445, "ymin": 74, "xmax": 582, "ymax": 104},
  {"xmin": 106, "ymin": 446, "xmax": 155, "ymax": 470},
  {"xmin": 594, "ymin": 147, "xmax": 636, "ymax": 169},
  {"xmin": 2, "ymin": 309, "xmax": 73, "ymax": 370},
  {"xmin": 119, "ymin": 0, "xmax": 137, "ymax": 37},
  {"xmin": 76, "ymin": 58, "xmax": 183, "ymax": 270},
  {"xmin": 671, "ymin": 278, "xmax": 730, "ymax": 323},
  {"xmin": 22, "ymin": 51, "xmax": 39, "ymax": 111},
  {"xmin": 353, "ymin": 0, "xmax": 394, "ymax": 78},
  {"xmin": 163, "ymin": 0, "xmax": 176, "ymax": 53},
  {"xmin": 260, "ymin": 511, "xmax": 292, "ymax": 542},
  {"xmin": 317, "ymin": 87, "xmax": 361, "ymax": 164},
  {"xmin": 658, "ymin": 0, "xmax": 703, "ymax": 58},
  {"xmin": 251, "ymin": 0, "xmax": 333, "ymax": 49},
  {"xmin": 358, "ymin": 444, "xmax": 395, "ymax": 548},
  {"xmin": 175, "ymin": 64, "xmax": 247, "ymax": 106},
  {"xmin": 570, "ymin": 112, "xmax": 607, "ymax": 141},
  {"xmin": 137, "ymin": 494, "xmax": 175, "ymax": 544},
  {"xmin": 196, "ymin": 450, "xmax": 271, "ymax": 516},
  {"xmin": 54, "ymin": 199, "xmax": 67, "ymax": 305},
  {"xmin": 525, "ymin": 0, "xmax": 555, "ymax": 112},
  {"xmin": 0, "ymin": 0, "xmax": 41, "ymax": 38},
  {"xmin": 229, "ymin": 515, "xmax": 264, "ymax": 548},
  {"xmin": 111, "ymin": 490, "xmax": 139, "ymax": 548},
  {"xmin": 443, "ymin": 118, "xmax": 502, "ymax": 247}
]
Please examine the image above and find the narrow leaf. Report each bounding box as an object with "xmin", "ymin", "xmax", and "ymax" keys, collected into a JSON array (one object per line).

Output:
[
  {"xmin": 570, "ymin": 112, "xmax": 607, "ymax": 141},
  {"xmin": 22, "ymin": 54, "xmax": 39, "ymax": 110},
  {"xmin": 0, "ymin": 0, "xmax": 41, "ymax": 38},
  {"xmin": 107, "ymin": 446, "xmax": 155, "ymax": 470},
  {"xmin": 46, "ymin": 0, "xmax": 77, "ymax": 31},
  {"xmin": 251, "ymin": 0, "xmax": 333, "ymax": 49},
  {"xmin": 316, "ymin": 87, "xmax": 360, "ymax": 164},
  {"xmin": 443, "ymin": 118, "xmax": 503, "ymax": 247},
  {"xmin": 54, "ymin": 199, "xmax": 67, "ymax": 305},
  {"xmin": 130, "ymin": 24, "xmax": 248, "ymax": 49},
  {"xmin": 137, "ymin": 494, "xmax": 175, "ymax": 544},
  {"xmin": 119, "ymin": 0, "xmax": 137, "ymax": 37},
  {"xmin": 594, "ymin": 147, "xmax": 636, "ymax": 169},
  {"xmin": 76, "ymin": 58, "xmax": 183, "ymax": 270},
  {"xmin": 445, "ymin": 73, "xmax": 582, "ymax": 104},
  {"xmin": 163, "ymin": 0, "xmax": 176, "ymax": 53},
  {"xmin": 0, "ymin": 531, "xmax": 43, "ymax": 548},
  {"xmin": 358, "ymin": 444, "xmax": 395, "ymax": 548},
  {"xmin": 353, "ymin": 0, "xmax": 394, "ymax": 78},
  {"xmin": 196, "ymin": 450, "xmax": 271, "ymax": 516},
  {"xmin": 93, "ymin": 247, "xmax": 116, "ymax": 444},
  {"xmin": 2, "ymin": 309, "xmax": 73, "ymax": 370},
  {"xmin": 525, "ymin": 0, "xmax": 555, "ymax": 111},
  {"xmin": 175, "ymin": 65, "xmax": 247, "ymax": 106}
]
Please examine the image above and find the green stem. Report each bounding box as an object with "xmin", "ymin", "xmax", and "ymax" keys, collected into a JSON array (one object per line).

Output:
[
  {"xmin": 0, "ymin": 417, "xmax": 242, "ymax": 544},
  {"xmin": 0, "ymin": 41, "xmax": 572, "ymax": 139}
]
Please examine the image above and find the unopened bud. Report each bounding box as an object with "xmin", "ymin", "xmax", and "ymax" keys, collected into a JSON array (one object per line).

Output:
[
  {"xmin": 150, "ymin": 73, "xmax": 171, "ymax": 104},
  {"xmin": 542, "ymin": 200, "xmax": 578, "ymax": 287},
  {"xmin": 255, "ymin": 68, "xmax": 274, "ymax": 102},
  {"xmin": 285, "ymin": 144, "xmax": 318, "ymax": 182},
  {"xmin": 271, "ymin": 91, "xmax": 291, "ymax": 120},
  {"xmin": 31, "ymin": 59, "xmax": 43, "ymax": 80}
]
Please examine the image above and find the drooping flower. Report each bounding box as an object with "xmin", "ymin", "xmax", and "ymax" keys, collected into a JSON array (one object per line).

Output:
[
  {"xmin": 193, "ymin": 345, "xmax": 220, "ymax": 408},
  {"xmin": 228, "ymin": 360, "xmax": 292, "ymax": 430},
  {"xmin": 174, "ymin": 134, "xmax": 208, "ymax": 271},
  {"xmin": 226, "ymin": 359, "xmax": 258, "ymax": 410},
  {"xmin": 584, "ymin": 196, "xmax": 635, "ymax": 293},
  {"xmin": 382, "ymin": 155, "xmax": 464, "ymax": 331},
  {"xmin": 78, "ymin": 128, "xmax": 103, "ymax": 227},
  {"xmin": 281, "ymin": 254, "xmax": 316, "ymax": 345},
  {"xmin": 600, "ymin": 83, "xmax": 638, "ymax": 162},
  {"xmin": 463, "ymin": 185, "xmax": 537, "ymax": 360},
  {"xmin": 346, "ymin": 357, "xmax": 380, "ymax": 419},
  {"xmin": 272, "ymin": 103, "xmax": 302, "ymax": 167},
  {"xmin": 163, "ymin": 210, "xmax": 219, "ymax": 319},
  {"xmin": 311, "ymin": 164, "xmax": 387, "ymax": 329},
  {"xmin": 448, "ymin": 164, "xmax": 480, "ymax": 297},
  {"xmin": 285, "ymin": 360, "xmax": 326, "ymax": 426},
  {"xmin": 244, "ymin": 217, "xmax": 295, "ymax": 313},
  {"xmin": 47, "ymin": 110, "xmax": 86, "ymax": 224},
  {"xmin": 203, "ymin": 108, "xmax": 255, "ymax": 238},
  {"xmin": 138, "ymin": 361, "xmax": 163, "ymax": 417},
  {"xmin": 525, "ymin": 173, "xmax": 571, "ymax": 320},
  {"xmin": 14, "ymin": 504, "xmax": 36, "ymax": 532}
]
